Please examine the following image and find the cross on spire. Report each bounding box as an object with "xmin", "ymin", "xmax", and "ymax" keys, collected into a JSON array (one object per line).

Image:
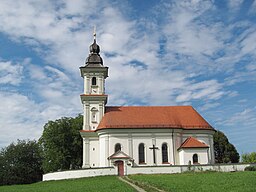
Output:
[{"xmin": 93, "ymin": 26, "xmax": 96, "ymax": 40}]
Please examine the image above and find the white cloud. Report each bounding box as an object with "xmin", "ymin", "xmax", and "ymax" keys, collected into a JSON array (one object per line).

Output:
[
  {"xmin": 249, "ymin": 0, "xmax": 256, "ymax": 14},
  {"xmin": 241, "ymin": 30, "xmax": 256, "ymax": 55},
  {"xmin": 228, "ymin": 0, "xmax": 244, "ymax": 11},
  {"xmin": 45, "ymin": 66, "xmax": 69, "ymax": 81},
  {"xmin": 0, "ymin": 89, "xmax": 81, "ymax": 148},
  {"xmin": 161, "ymin": 1, "xmax": 226, "ymax": 75},
  {"xmin": 224, "ymin": 63, "xmax": 256, "ymax": 85},
  {"xmin": 176, "ymin": 79, "xmax": 224, "ymax": 102},
  {"xmin": 0, "ymin": 91, "xmax": 43, "ymax": 147},
  {"xmin": 29, "ymin": 64, "xmax": 47, "ymax": 80},
  {"xmin": 0, "ymin": 0, "xmax": 101, "ymax": 74},
  {"xmin": 200, "ymin": 102, "xmax": 220, "ymax": 111},
  {"xmin": 0, "ymin": 60, "xmax": 23, "ymax": 85}
]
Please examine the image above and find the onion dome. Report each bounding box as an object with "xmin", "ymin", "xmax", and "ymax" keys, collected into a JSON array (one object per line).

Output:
[{"xmin": 85, "ymin": 32, "xmax": 103, "ymax": 66}]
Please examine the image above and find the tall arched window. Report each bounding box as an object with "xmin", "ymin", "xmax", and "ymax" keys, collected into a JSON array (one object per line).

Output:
[
  {"xmin": 139, "ymin": 143, "xmax": 145, "ymax": 164},
  {"xmin": 92, "ymin": 77, "xmax": 97, "ymax": 85},
  {"xmin": 193, "ymin": 154, "xmax": 198, "ymax": 164},
  {"xmin": 162, "ymin": 143, "xmax": 168, "ymax": 163},
  {"xmin": 115, "ymin": 143, "xmax": 121, "ymax": 152}
]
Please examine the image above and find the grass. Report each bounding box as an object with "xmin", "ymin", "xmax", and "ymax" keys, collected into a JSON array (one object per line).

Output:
[
  {"xmin": 0, "ymin": 176, "xmax": 137, "ymax": 192},
  {"xmin": 1, "ymin": 172, "xmax": 256, "ymax": 192},
  {"xmin": 129, "ymin": 171, "xmax": 256, "ymax": 192}
]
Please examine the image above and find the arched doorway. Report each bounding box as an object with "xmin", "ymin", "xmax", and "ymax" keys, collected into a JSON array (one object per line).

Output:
[{"xmin": 115, "ymin": 161, "xmax": 124, "ymax": 176}]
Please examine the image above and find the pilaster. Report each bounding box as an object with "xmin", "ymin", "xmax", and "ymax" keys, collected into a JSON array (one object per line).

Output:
[
  {"xmin": 82, "ymin": 138, "xmax": 90, "ymax": 168},
  {"xmin": 128, "ymin": 134, "xmax": 133, "ymax": 158},
  {"xmin": 99, "ymin": 102, "xmax": 103, "ymax": 121},
  {"xmin": 105, "ymin": 135, "xmax": 109, "ymax": 166},
  {"xmin": 83, "ymin": 103, "xmax": 90, "ymax": 130}
]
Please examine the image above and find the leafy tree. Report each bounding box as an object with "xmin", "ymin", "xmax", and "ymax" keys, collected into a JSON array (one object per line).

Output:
[
  {"xmin": 0, "ymin": 140, "xmax": 43, "ymax": 185},
  {"xmin": 214, "ymin": 130, "xmax": 240, "ymax": 163},
  {"xmin": 39, "ymin": 115, "xmax": 83, "ymax": 173},
  {"xmin": 242, "ymin": 152, "xmax": 256, "ymax": 163}
]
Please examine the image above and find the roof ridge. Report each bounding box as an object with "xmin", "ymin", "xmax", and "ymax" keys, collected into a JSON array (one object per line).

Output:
[
  {"xmin": 180, "ymin": 136, "xmax": 191, "ymax": 146},
  {"xmin": 106, "ymin": 105, "xmax": 193, "ymax": 108}
]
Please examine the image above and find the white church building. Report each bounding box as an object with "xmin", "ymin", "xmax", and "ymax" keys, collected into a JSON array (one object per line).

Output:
[{"xmin": 79, "ymin": 34, "xmax": 215, "ymax": 176}]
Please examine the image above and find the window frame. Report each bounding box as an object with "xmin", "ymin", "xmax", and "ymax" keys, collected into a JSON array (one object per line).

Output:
[
  {"xmin": 162, "ymin": 143, "xmax": 168, "ymax": 163},
  {"xmin": 138, "ymin": 143, "xmax": 145, "ymax": 164},
  {"xmin": 193, "ymin": 153, "xmax": 199, "ymax": 164},
  {"xmin": 92, "ymin": 77, "xmax": 97, "ymax": 86},
  {"xmin": 115, "ymin": 143, "xmax": 121, "ymax": 152},
  {"xmin": 91, "ymin": 107, "xmax": 98, "ymax": 123}
]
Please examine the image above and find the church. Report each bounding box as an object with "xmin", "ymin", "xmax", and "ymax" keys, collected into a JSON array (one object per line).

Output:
[{"xmin": 79, "ymin": 33, "xmax": 215, "ymax": 175}]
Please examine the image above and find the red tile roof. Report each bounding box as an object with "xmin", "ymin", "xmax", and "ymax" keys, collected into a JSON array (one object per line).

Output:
[
  {"xmin": 179, "ymin": 137, "xmax": 209, "ymax": 149},
  {"xmin": 97, "ymin": 106, "xmax": 213, "ymax": 130}
]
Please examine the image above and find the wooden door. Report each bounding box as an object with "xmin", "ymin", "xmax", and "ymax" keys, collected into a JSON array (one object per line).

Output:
[{"xmin": 116, "ymin": 161, "xmax": 124, "ymax": 176}]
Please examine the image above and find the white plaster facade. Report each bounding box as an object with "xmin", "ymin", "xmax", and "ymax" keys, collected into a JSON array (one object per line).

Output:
[
  {"xmin": 81, "ymin": 129, "xmax": 215, "ymax": 168},
  {"xmin": 179, "ymin": 148, "xmax": 209, "ymax": 165}
]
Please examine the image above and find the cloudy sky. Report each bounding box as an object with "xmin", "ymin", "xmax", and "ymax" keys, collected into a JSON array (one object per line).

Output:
[{"xmin": 0, "ymin": 0, "xmax": 255, "ymax": 154}]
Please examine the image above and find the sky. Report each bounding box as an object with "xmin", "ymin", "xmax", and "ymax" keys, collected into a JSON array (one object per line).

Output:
[{"xmin": 0, "ymin": 0, "xmax": 256, "ymax": 155}]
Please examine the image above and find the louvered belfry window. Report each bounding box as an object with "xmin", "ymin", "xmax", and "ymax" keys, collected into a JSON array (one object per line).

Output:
[{"xmin": 92, "ymin": 77, "xmax": 97, "ymax": 85}]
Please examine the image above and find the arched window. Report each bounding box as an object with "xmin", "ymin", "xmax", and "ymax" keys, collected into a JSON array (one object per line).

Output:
[
  {"xmin": 138, "ymin": 143, "xmax": 145, "ymax": 164},
  {"xmin": 162, "ymin": 143, "xmax": 168, "ymax": 163},
  {"xmin": 92, "ymin": 77, "xmax": 97, "ymax": 85},
  {"xmin": 193, "ymin": 154, "xmax": 198, "ymax": 164},
  {"xmin": 91, "ymin": 107, "xmax": 98, "ymax": 123},
  {"xmin": 115, "ymin": 143, "xmax": 121, "ymax": 152}
]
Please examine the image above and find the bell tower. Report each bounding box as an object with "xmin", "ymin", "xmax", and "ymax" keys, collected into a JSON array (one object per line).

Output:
[{"xmin": 80, "ymin": 32, "xmax": 108, "ymax": 131}]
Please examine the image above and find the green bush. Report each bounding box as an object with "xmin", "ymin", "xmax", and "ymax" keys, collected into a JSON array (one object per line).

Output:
[
  {"xmin": 244, "ymin": 166, "xmax": 256, "ymax": 171},
  {"xmin": 0, "ymin": 140, "xmax": 43, "ymax": 185}
]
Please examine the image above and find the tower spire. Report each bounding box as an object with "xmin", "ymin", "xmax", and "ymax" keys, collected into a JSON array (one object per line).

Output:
[
  {"xmin": 88, "ymin": 26, "xmax": 100, "ymax": 55},
  {"xmin": 85, "ymin": 27, "xmax": 103, "ymax": 65}
]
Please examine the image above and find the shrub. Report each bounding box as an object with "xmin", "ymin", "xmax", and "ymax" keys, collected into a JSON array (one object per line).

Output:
[{"xmin": 244, "ymin": 166, "xmax": 256, "ymax": 171}]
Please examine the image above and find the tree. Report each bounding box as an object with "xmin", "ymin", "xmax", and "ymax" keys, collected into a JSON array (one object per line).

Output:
[
  {"xmin": 242, "ymin": 152, "xmax": 256, "ymax": 163},
  {"xmin": 0, "ymin": 140, "xmax": 42, "ymax": 185},
  {"xmin": 214, "ymin": 130, "xmax": 240, "ymax": 163},
  {"xmin": 39, "ymin": 115, "xmax": 83, "ymax": 173}
]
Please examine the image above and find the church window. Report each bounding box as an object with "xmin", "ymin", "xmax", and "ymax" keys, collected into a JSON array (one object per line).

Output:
[
  {"xmin": 193, "ymin": 154, "xmax": 198, "ymax": 164},
  {"xmin": 138, "ymin": 143, "xmax": 145, "ymax": 164},
  {"xmin": 91, "ymin": 107, "xmax": 98, "ymax": 123},
  {"xmin": 115, "ymin": 143, "xmax": 121, "ymax": 152},
  {"xmin": 92, "ymin": 77, "xmax": 97, "ymax": 85},
  {"xmin": 162, "ymin": 143, "xmax": 168, "ymax": 163}
]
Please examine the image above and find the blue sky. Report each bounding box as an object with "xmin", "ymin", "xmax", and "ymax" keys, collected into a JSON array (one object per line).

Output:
[{"xmin": 0, "ymin": 0, "xmax": 256, "ymax": 155}]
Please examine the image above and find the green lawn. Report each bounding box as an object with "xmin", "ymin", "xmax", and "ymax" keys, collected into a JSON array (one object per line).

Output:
[
  {"xmin": 0, "ymin": 176, "xmax": 136, "ymax": 192},
  {"xmin": 1, "ymin": 172, "xmax": 256, "ymax": 192},
  {"xmin": 129, "ymin": 171, "xmax": 256, "ymax": 192}
]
